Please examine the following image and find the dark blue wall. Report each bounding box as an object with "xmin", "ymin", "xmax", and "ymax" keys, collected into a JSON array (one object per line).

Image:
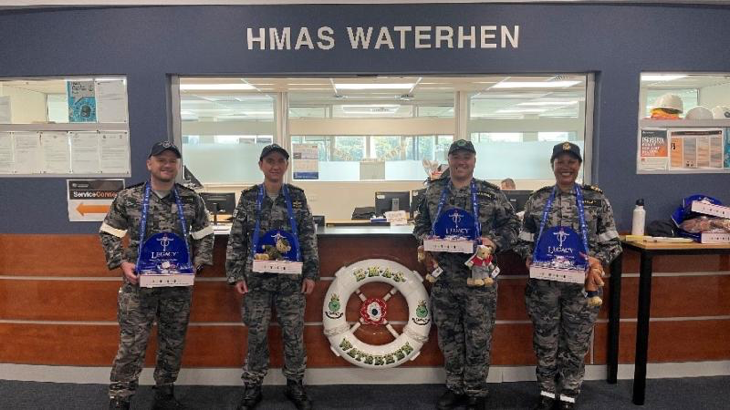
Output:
[{"xmin": 1, "ymin": 4, "xmax": 728, "ymax": 234}]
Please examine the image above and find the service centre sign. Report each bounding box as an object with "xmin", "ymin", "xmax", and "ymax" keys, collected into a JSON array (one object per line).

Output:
[{"xmin": 67, "ymin": 179, "xmax": 124, "ymax": 222}]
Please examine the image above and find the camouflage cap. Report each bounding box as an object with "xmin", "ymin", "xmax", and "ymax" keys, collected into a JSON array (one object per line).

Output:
[
  {"xmin": 259, "ymin": 143, "xmax": 290, "ymax": 160},
  {"xmin": 149, "ymin": 141, "xmax": 181, "ymax": 158},
  {"xmin": 550, "ymin": 141, "xmax": 582, "ymax": 162},
  {"xmin": 448, "ymin": 139, "xmax": 476, "ymax": 155}
]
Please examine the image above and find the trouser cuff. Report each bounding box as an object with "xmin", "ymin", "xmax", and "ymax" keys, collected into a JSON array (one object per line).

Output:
[
  {"xmin": 541, "ymin": 391, "xmax": 556, "ymax": 399},
  {"xmin": 559, "ymin": 395, "xmax": 576, "ymax": 403}
]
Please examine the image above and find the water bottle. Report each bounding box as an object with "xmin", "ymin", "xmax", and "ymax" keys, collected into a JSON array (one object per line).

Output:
[{"xmin": 631, "ymin": 199, "xmax": 646, "ymax": 236}]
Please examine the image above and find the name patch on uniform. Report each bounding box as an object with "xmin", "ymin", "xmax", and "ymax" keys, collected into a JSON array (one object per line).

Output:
[
  {"xmin": 583, "ymin": 199, "xmax": 602, "ymax": 207},
  {"xmin": 477, "ymin": 191, "xmax": 495, "ymax": 200},
  {"xmin": 182, "ymin": 196, "xmax": 196, "ymax": 204}
]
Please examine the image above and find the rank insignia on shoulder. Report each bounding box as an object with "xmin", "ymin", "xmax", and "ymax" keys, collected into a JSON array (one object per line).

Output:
[
  {"xmin": 583, "ymin": 184, "xmax": 603, "ymax": 193},
  {"xmin": 292, "ymin": 200, "xmax": 303, "ymax": 209}
]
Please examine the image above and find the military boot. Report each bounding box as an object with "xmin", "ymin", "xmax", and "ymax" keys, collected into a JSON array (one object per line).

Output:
[
  {"xmin": 237, "ymin": 383, "xmax": 262, "ymax": 410},
  {"xmin": 466, "ymin": 396, "xmax": 487, "ymax": 410},
  {"xmin": 109, "ymin": 397, "xmax": 130, "ymax": 410},
  {"xmin": 437, "ymin": 389, "xmax": 466, "ymax": 410},
  {"xmin": 532, "ymin": 395, "xmax": 556, "ymax": 410},
  {"xmin": 284, "ymin": 379, "xmax": 312, "ymax": 410},
  {"xmin": 152, "ymin": 384, "xmax": 184, "ymax": 410}
]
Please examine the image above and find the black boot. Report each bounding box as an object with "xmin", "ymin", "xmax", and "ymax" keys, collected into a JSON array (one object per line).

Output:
[
  {"xmin": 152, "ymin": 384, "xmax": 184, "ymax": 410},
  {"xmin": 108, "ymin": 397, "xmax": 130, "ymax": 410},
  {"xmin": 237, "ymin": 383, "xmax": 262, "ymax": 410},
  {"xmin": 437, "ymin": 389, "xmax": 467, "ymax": 410},
  {"xmin": 557, "ymin": 399, "xmax": 575, "ymax": 410},
  {"xmin": 532, "ymin": 395, "xmax": 556, "ymax": 410},
  {"xmin": 284, "ymin": 379, "xmax": 312, "ymax": 410},
  {"xmin": 466, "ymin": 396, "xmax": 487, "ymax": 410}
]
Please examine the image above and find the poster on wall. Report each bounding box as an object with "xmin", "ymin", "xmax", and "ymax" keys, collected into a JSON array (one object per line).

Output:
[
  {"xmin": 638, "ymin": 127, "xmax": 729, "ymax": 173},
  {"xmin": 638, "ymin": 128, "xmax": 668, "ymax": 171},
  {"xmin": 67, "ymin": 179, "xmax": 124, "ymax": 222},
  {"xmin": 67, "ymin": 81, "xmax": 97, "ymax": 123},
  {"xmin": 0, "ymin": 96, "xmax": 11, "ymax": 123},
  {"xmin": 13, "ymin": 132, "xmax": 42, "ymax": 174},
  {"xmin": 99, "ymin": 132, "xmax": 131, "ymax": 174},
  {"xmin": 40, "ymin": 132, "xmax": 71, "ymax": 173},
  {"xmin": 95, "ymin": 80, "xmax": 128, "ymax": 123},
  {"xmin": 292, "ymin": 143, "xmax": 319, "ymax": 179},
  {"xmin": 669, "ymin": 129, "xmax": 724, "ymax": 171},
  {"xmin": 70, "ymin": 132, "xmax": 101, "ymax": 173},
  {"xmin": 724, "ymin": 128, "xmax": 730, "ymax": 169},
  {"xmin": 0, "ymin": 132, "xmax": 14, "ymax": 173}
]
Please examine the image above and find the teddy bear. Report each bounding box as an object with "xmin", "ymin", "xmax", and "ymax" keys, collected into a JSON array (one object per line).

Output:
[
  {"xmin": 464, "ymin": 244, "xmax": 499, "ymax": 287},
  {"xmin": 585, "ymin": 267, "xmax": 605, "ymax": 307},
  {"xmin": 256, "ymin": 237, "xmax": 292, "ymax": 261},
  {"xmin": 418, "ymin": 246, "xmax": 443, "ymax": 283}
]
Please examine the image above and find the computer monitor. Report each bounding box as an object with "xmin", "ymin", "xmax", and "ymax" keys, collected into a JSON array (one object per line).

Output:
[
  {"xmin": 200, "ymin": 192, "xmax": 236, "ymax": 224},
  {"xmin": 411, "ymin": 188, "xmax": 427, "ymax": 215},
  {"xmin": 375, "ymin": 191, "xmax": 410, "ymax": 217},
  {"xmin": 504, "ymin": 189, "xmax": 532, "ymax": 213}
]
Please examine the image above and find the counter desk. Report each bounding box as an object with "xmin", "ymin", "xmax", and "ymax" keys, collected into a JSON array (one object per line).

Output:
[{"xmin": 2, "ymin": 230, "xmax": 726, "ymax": 385}]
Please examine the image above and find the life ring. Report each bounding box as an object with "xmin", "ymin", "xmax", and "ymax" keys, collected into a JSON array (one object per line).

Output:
[{"xmin": 323, "ymin": 259, "xmax": 432, "ymax": 369}]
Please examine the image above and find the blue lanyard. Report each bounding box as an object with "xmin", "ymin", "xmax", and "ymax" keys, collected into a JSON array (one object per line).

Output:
[
  {"xmin": 250, "ymin": 184, "xmax": 301, "ymax": 262},
  {"xmin": 135, "ymin": 182, "xmax": 191, "ymax": 271},
  {"xmin": 430, "ymin": 179, "xmax": 481, "ymax": 238},
  {"xmin": 532, "ymin": 184, "xmax": 590, "ymax": 261}
]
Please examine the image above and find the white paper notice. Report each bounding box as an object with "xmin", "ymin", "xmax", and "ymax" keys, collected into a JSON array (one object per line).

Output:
[
  {"xmin": 292, "ymin": 143, "xmax": 319, "ymax": 180},
  {"xmin": 0, "ymin": 96, "xmax": 11, "ymax": 123},
  {"xmin": 70, "ymin": 132, "xmax": 101, "ymax": 173},
  {"xmin": 13, "ymin": 132, "xmax": 42, "ymax": 174},
  {"xmin": 41, "ymin": 132, "xmax": 71, "ymax": 173},
  {"xmin": 99, "ymin": 132, "xmax": 130, "ymax": 174},
  {"xmin": 95, "ymin": 80, "xmax": 128, "ymax": 123},
  {"xmin": 0, "ymin": 132, "xmax": 14, "ymax": 173}
]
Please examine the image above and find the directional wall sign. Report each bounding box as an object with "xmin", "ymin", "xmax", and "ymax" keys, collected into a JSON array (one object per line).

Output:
[{"xmin": 67, "ymin": 179, "xmax": 124, "ymax": 222}]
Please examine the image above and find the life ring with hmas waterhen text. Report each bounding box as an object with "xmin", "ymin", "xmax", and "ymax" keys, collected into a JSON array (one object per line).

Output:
[{"xmin": 323, "ymin": 259, "xmax": 432, "ymax": 368}]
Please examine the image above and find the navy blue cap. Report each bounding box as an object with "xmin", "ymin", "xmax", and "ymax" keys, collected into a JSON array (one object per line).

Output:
[
  {"xmin": 259, "ymin": 144, "xmax": 289, "ymax": 160},
  {"xmin": 149, "ymin": 141, "xmax": 181, "ymax": 158},
  {"xmin": 551, "ymin": 141, "xmax": 582, "ymax": 162},
  {"xmin": 448, "ymin": 139, "xmax": 476, "ymax": 155}
]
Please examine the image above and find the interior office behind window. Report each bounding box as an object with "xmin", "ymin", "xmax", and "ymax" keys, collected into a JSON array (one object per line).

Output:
[{"xmin": 175, "ymin": 75, "xmax": 592, "ymax": 220}]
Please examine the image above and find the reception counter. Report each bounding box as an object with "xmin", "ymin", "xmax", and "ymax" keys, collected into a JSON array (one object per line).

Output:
[{"xmin": 0, "ymin": 228, "xmax": 728, "ymax": 384}]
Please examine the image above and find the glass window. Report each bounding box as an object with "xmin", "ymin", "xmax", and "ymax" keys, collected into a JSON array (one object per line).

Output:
[
  {"xmin": 0, "ymin": 77, "xmax": 128, "ymax": 125},
  {"xmin": 640, "ymin": 73, "xmax": 730, "ymax": 119},
  {"xmin": 178, "ymin": 78, "xmax": 276, "ymax": 184},
  {"xmin": 468, "ymin": 74, "xmax": 589, "ymax": 182},
  {"xmin": 0, "ymin": 76, "xmax": 130, "ymax": 176}
]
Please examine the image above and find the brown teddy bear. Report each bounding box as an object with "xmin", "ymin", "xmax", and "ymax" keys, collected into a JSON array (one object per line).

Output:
[{"xmin": 585, "ymin": 266, "xmax": 605, "ymax": 307}]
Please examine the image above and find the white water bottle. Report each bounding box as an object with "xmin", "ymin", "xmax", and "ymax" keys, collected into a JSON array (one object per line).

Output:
[{"xmin": 631, "ymin": 199, "xmax": 646, "ymax": 236}]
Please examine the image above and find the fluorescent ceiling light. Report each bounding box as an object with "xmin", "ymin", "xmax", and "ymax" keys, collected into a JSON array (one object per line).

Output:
[
  {"xmin": 518, "ymin": 101, "xmax": 578, "ymax": 106},
  {"xmin": 492, "ymin": 81, "xmax": 581, "ymax": 89},
  {"xmin": 496, "ymin": 108, "xmax": 548, "ymax": 113},
  {"xmin": 341, "ymin": 104, "xmax": 400, "ymax": 108},
  {"xmin": 334, "ymin": 83, "xmax": 414, "ymax": 90},
  {"xmin": 641, "ymin": 74, "xmax": 687, "ymax": 82},
  {"xmin": 180, "ymin": 84, "xmax": 256, "ymax": 91}
]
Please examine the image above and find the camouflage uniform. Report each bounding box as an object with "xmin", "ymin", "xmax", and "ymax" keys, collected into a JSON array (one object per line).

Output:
[
  {"xmin": 413, "ymin": 178, "xmax": 520, "ymax": 397},
  {"xmin": 225, "ymin": 184, "xmax": 319, "ymax": 385},
  {"xmin": 99, "ymin": 182, "xmax": 214, "ymax": 400},
  {"xmin": 515, "ymin": 184, "xmax": 621, "ymax": 400}
]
